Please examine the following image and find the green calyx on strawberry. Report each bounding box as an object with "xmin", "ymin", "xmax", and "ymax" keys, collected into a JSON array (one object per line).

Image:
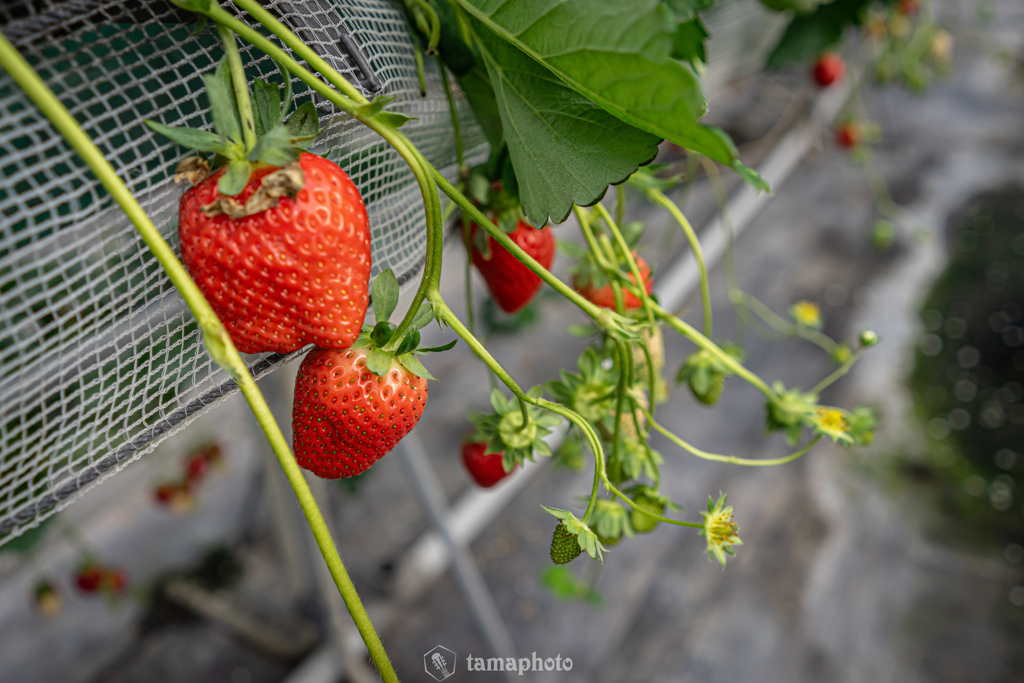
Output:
[
  {"xmin": 146, "ymin": 56, "xmax": 319, "ymax": 206},
  {"xmin": 588, "ymin": 499, "xmax": 633, "ymax": 548},
  {"xmin": 544, "ymin": 507, "xmax": 604, "ymax": 563},
  {"xmin": 291, "ymin": 270, "xmax": 455, "ymax": 478},
  {"xmin": 546, "ymin": 347, "xmax": 619, "ymax": 427},
  {"xmin": 626, "ymin": 486, "xmax": 677, "ymax": 534},
  {"xmin": 765, "ymin": 381, "xmax": 820, "ymax": 445},
  {"xmin": 676, "ymin": 342, "xmax": 744, "ymax": 406},
  {"xmin": 466, "ymin": 162, "xmax": 524, "ymax": 237},
  {"xmin": 467, "ymin": 387, "xmax": 561, "ymax": 475}
]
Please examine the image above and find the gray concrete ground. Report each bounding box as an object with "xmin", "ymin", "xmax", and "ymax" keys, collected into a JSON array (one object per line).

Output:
[{"xmin": 0, "ymin": 0, "xmax": 1022, "ymax": 682}]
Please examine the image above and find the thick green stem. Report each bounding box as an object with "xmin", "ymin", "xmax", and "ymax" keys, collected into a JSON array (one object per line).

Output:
[
  {"xmin": 230, "ymin": 0, "xmax": 369, "ymax": 105},
  {"xmin": 605, "ymin": 482, "xmax": 703, "ymax": 529},
  {"xmin": 432, "ymin": 295, "xmax": 606, "ymax": 522},
  {"xmin": 437, "ymin": 57, "xmax": 465, "ymax": 172},
  {"xmin": 216, "ymin": 23, "xmax": 257, "ymax": 151},
  {"xmin": 644, "ymin": 187, "xmax": 713, "ymax": 338},
  {"xmin": 698, "ymin": 155, "xmax": 750, "ymax": 340},
  {"xmin": 0, "ymin": 32, "xmax": 398, "ymax": 683}
]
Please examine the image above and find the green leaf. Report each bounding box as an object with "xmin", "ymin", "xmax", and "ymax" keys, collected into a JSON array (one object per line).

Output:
[
  {"xmin": 411, "ymin": 302, "xmax": 435, "ymax": 330},
  {"xmin": 413, "ymin": 339, "xmax": 458, "ymax": 354},
  {"xmin": 455, "ymin": 0, "xmax": 739, "ymax": 165},
  {"xmin": 490, "ymin": 389, "xmax": 508, "ymax": 414},
  {"xmin": 372, "ymin": 269, "xmax": 399, "ymax": 323},
  {"xmin": 248, "ymin": 125, "xmax": 300, "ymax": 166},
  {"xmin": 766, "ymin": 0, "xmax": 871, "ymax": 69},
  {"xmin": 206, "ymin": 58, "xmax": 242, "ymax": 144},
  {"xmin": 356, "ymin": 95, "xmax": 395, "ymax": 118},
  {"xmin": 366, "ymin": 348, "xmax": 394, "ymax": 376},
  {"xmin": 671, "ymin": 18, "xmax": 708, "ymax": 64},
  {"xmin": 473, "ymin": 21, "xmax": 661, "ymax": 225},
  {"xmin": 557, "ymin": 240, "xmax": 590, "ymax": 259},
  {"xmin": 144, "ymin": 121, "xmax": 224, "ymax": 153},
  {"xmin": 285, "ymin": 101, "xmax": 320, "ymax": 142},
  {"xmin": 434, "ymin": 0, "xmax": 505, "ymax": 147},
  {"xmin": 218, "ymin": 159, "xmax": 253, "ymax": 196},
  {"xmin": 375, "ymin": 112, "xmax": 416, "ymax": 129},
  {"xmin": 732, "ymin": 160, "xmax": 770, "ymax": 193},
  {"xmin": 398, "ymin": 353, "xmax": 437, "ymax": 380},
  {"xmin": 458, "ymin": 66, "xmax": 504, "ymax": 147},
  {"xmin": 758, "ymin": 0, "xmax": 830, "ymax": 14},
  {"xmin": 661, "ymin": 0, "xmax": 714, "ymax": 22},
  {"xmin": 252, "ymin": 78, "xmax": 281, "ymax": 138}
]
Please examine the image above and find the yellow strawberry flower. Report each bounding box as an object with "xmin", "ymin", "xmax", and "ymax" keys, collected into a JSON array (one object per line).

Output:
[
  {"xmin": 791, "ymin": 300, "xmax": 822, "ymax": 328},
  {"xmin": 700, "ymin": 493, "xmax": 743, "ymax": 568}
]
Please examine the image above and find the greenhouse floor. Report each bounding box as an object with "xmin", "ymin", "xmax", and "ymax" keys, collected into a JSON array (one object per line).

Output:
[{"xmin": 1, "ymin": 2, "xmax": 1023, "ymax": 682}]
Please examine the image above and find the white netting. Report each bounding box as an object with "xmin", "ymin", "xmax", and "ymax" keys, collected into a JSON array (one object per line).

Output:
[{"xmin": 0, "ymin": 0, "xmax": 486, "ymax": 543}]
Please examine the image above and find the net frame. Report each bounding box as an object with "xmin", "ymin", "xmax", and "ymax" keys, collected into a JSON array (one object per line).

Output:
[{"xmin": 0, "ymin": 0, "xmax": 486, "ymax": 543}]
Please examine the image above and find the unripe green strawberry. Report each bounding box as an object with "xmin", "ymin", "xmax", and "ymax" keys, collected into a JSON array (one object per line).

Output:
[
  {"xmin": 549, "ymin": 522, "xmax": 584, "ymax": 565},
  {"xmin": 631, "ymin": 494, "xmax": 664, "ymax": 534},
  {"xmin": 693, "ymin": 371, "xmax": 725, "ymax": 406}
]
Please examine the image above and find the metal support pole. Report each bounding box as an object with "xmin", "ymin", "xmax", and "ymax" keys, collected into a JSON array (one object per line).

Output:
[{"xmin": 399, "ymin": 431, "xmax": 521, "ymax": 683}]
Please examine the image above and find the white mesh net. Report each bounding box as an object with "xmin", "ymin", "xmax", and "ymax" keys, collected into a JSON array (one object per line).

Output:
[{"xmin": 0, "ymin": 0, "xmax": 486, "ymax": 543}]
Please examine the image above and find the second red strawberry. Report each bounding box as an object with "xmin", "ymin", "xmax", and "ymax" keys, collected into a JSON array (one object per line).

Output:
[{"xmin": 471, "ymin": 220, "xmax": 555, "ymax": 314}]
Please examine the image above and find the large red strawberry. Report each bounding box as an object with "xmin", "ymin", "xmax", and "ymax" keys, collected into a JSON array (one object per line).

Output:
[
  {"xmin": 574, "ymin": 254, "xmax": 653, "ymax": 310},
  {"xmin": 471, "ymin": 220, "xmax": 555, "ymax": 313},
  {"xmin": 293, "ymin": 346, "xmax": 427, "ymax": 478},
  {"xmin": 291, "ymin": 269, "xmax": 453, "ymax": 478},
  {"xmin": 812, "ymin": 53, "xmax": 845, "ymax": 87},
  {"xmin": 147, "ymin": 60, "xmax": 372, "ymax": 354},
  {"xmin": 461, "ymin": 440, "xmax": 516, "ymax": 488},
  {"xmin": 178, "ymin": 153, "xmax": 371, "ymax": 354}
]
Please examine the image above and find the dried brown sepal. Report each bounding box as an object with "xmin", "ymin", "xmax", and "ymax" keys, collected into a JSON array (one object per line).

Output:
[
  {"xmin": 200, "ymin": 161, "xmax": 306, "ymax": 219},
  {"xmin": 174, "ymin": 156, "xmax": 211, "ymax": 187}
]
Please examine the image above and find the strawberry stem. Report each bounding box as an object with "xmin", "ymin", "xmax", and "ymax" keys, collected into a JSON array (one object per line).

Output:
[
  {"xmin": 216, "ymin": 22, "xmax": 257, "ymax": 151},
  {"xmin": 654, "ymin": 304, "xmax": 778, "ymax": 400},
  {"xmin": 642, "ymin": 186, "xmax": 713, "ymax": 338},
  {"xmin": 0, "ymin": 33, "xmax": 399, "ymax": 683},
  {"xmin": 230, "ymin": 0, "xmax": 369, "ymax": 105},
  {"xmin": 642, "ymin": 403, "xmax": 825, "ymax": 466},
  {"xmin": 433, "ymin": 172, "xmax": 632, "ymax": 333},
  {"xmin": 438, "ymin": 59, "xmax": 465, "ymax": 173},
  {"xmin": 593, "ymin": 203, "xmax": 659, "ymax": 325},
  {"xmin": 809, "ymin": 347, "xmax": 864, "ymax": 395},
  {"xmin": 430, "ymin": 295, "xmax": 607, "ymax": 524}
]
